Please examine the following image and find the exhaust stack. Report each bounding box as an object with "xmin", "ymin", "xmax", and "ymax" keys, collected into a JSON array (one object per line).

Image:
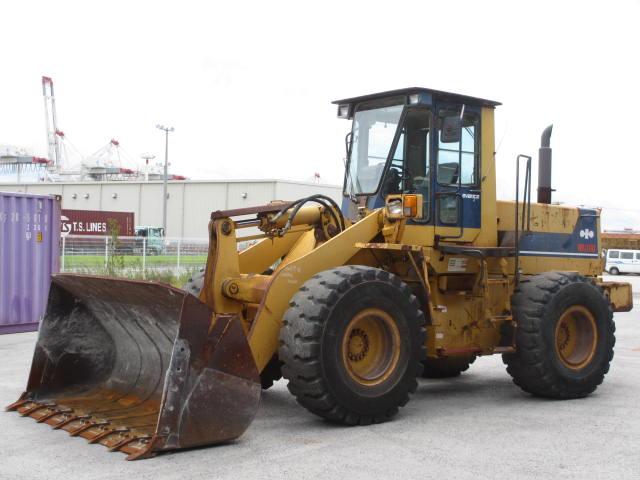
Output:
[{"xmin": 537, "ymin": 125, "xmax": 553, "ymax": 204}]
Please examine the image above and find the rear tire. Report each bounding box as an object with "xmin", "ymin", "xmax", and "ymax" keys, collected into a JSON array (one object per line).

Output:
[
  {"xmin": 609, "ymin": 267, "xmax": 619, "ymax": 275},
  {"xmin": 279, "ymin": 266, "xmax": 426, "ymax": 425},
  {"xmin": 421, "ymin": 355, "xmax": 476, "ymax": 378},
  {"xmin": 503, "ymin": 272, "xmax": 615, "ymax": 399},
  {"xmin": 183, "ymin": 268, "xmax": 282, "ymax": 390}
]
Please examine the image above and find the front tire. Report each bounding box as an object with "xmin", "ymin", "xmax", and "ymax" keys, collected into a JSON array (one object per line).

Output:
[
  {"xmin": 279, "ymin": 266, "xmax": 426, "ymax": 425},
  {"xmin": 503, "ymin": 272, "xmax": 615, "ymax": 399},
  {"xmin": 609, "ymin": 267, "xmax": 619, "ymax": 275}
]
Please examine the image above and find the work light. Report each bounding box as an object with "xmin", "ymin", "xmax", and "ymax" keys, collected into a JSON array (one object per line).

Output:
[{"xmin": 337, "ymin": 104, "xmax": 350, "ymax": 118}]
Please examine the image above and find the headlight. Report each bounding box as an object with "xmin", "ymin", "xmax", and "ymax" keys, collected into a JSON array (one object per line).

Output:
[
  {"xmin": 337, "ymin": 104, "xmax": 350, "ymax": 119},
  {"xmin": 386, "ymin": 199, "xmax": 403, "ymax": 216}
]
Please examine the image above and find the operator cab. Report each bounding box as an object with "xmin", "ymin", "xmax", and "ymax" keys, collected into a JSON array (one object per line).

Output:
[{"xmin": 334, "ymin": 88, "xmax": 500, "ymax": 232}]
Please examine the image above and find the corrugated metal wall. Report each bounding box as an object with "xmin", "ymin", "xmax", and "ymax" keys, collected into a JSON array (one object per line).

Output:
[
  {"xmin": 0, "ymin": 192, "xmax": 60, "ymax": 334},
  {"xmin": 0, "ymin": 180, "xmax": 342, "ymax": 238}
]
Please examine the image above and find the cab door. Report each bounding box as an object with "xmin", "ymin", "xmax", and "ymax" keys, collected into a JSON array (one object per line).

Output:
[
  {"xmin": 432, "ymin": 104, "xmax": 482, "ymax": 242},
  {"xmin": 392, "ymin": 107, "xmax": 432, "ymax": 224}
]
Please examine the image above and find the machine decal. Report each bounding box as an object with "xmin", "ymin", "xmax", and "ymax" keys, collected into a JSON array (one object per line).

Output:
[
  {"xmin": 447, "ymin": 257, "xmax": 468, "ymax": 272},
  {"xmin": 580, "ymin": 228, "xmax": 595, "ymax": 239}
]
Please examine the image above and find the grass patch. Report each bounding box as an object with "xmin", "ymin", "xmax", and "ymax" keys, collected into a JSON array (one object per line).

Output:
[
  {"xmin": 68, "ymin": 265, "xmax": 202, "ymax": 288},
  {"xmin": 63, "ymin": 254, "xmax": 207, "ymax": 269},
  {"xmin": 63, "ymin": 253, "xmax": 205, "ymax": 288}
]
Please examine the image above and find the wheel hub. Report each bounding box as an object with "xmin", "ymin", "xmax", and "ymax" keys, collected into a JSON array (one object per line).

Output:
[
  {"xmin": 554, "ymin": 305, "xmax": 598, "ymax": 370},
  {"xmin": 341, "ymin": 308, "xmax": 401, "ymax": 386},
  {"xmin": 347, "ymin": 328, "xmax": 369, "ymax": 362}
]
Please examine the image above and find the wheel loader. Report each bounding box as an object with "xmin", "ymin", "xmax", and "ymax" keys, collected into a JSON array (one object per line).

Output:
[{"xmin": 8, "ymin": 87, "xmax": 633, "ymax": 460}]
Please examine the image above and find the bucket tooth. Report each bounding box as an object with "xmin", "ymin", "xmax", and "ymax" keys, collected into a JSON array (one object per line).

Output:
[
  {"xmin": 17, "ymin": 402, "xmax": 41, "ymax": 416},
  {"xmin": 7, "ymin": 275, "xmax": 261, "ymax": 460},
  {"xmin": 48, "ymin": 414, "xmax": 72, "ymax": 428},
  {"xmin": 69, "ymin": 421, "xmax": 110, "ymax": 437},
  {"xmin": 108, "ymin": 435, "xmax": 143, "ymax": 453},
  {"xmin": 82, "ymin": 425, "xmax": 108, "ymax": 441},
  {"xmin": 53, "ymin": 415, "xmax": 90, "ymax": 430},
  {"xmin": 88, "ymin": 428, "xmax": 129, "ymax": 444},
  {"xmin": 122, "ymin": 437, "xmax": 155, "ymax": 461},
  {"xmin": 20, "ymin": 402, "xmax": 56, "ymax": 417},
  {"xmin": 37, "ymin": 408, "xmax": 73, "ymax": 423},
  {"xmin": 100, "ymin": 432, "xmax": 133, "ymax": 450},
  {"xmin": 5, "ymin": 398, "xmax": 31, "ymax": 411}
]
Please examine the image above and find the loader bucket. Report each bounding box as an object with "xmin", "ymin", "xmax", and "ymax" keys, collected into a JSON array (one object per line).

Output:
[{"xmin": 6, "ymin": 274, "xmax": 261, "ymax": 460}]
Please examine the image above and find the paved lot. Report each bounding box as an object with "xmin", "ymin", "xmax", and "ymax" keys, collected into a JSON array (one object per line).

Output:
[{"xmin": 0, "ymin": 280, "xmax": 638, "ymax": 480}]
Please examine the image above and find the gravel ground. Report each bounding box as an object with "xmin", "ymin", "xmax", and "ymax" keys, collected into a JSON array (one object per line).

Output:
[{"xmin": 0, "ymin": 279, "xmax": 638, "ymax": 480}]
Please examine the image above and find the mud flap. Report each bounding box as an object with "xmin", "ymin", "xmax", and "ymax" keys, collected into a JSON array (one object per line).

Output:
[{"xmin": 6, "ymin": 274, "xmax": 261, "ymax": 460}]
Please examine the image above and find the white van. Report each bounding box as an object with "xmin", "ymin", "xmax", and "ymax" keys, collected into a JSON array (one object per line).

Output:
[{"xmin": 605, "ymin": 249, "xmax": 640, "ymax": 275}]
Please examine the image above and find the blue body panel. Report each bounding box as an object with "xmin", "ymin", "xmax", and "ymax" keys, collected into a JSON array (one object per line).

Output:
[{"xmin": 516, "ymin": 208, "xmax": 599, "ymax": 258}]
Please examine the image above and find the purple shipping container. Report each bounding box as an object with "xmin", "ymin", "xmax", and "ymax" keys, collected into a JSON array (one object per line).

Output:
[{"xmin": 0, "ymin": 192, "xmax": 61, "ymax": 334}]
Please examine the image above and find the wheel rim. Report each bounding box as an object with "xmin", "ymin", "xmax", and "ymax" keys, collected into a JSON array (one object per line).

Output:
[
  {"xmin": 342, "ymin": 308, "xmax": 401, "ymax": 386},
  {"xmin": 554, "ymin": 305, "xmax": 598, "ymax": 370}
]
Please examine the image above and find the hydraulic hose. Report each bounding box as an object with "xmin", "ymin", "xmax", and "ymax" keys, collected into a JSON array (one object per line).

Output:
[{"xmin": 271, "ymin": 194, "xmax": 345, "ymax": 236}]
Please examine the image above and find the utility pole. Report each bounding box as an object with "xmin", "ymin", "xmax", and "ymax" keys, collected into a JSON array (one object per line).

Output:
[{"xmin": 156, "ymin": 125, "xmax": 174, "ymax": 236}]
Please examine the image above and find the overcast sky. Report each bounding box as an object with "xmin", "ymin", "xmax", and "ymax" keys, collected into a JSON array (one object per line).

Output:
[{"xmin": 1, "ymin": 0, "xmax": 639, "ymax": 228}]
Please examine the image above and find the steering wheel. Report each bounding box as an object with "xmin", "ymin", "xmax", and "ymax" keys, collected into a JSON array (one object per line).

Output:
[{"xmin": 389, "ymin": 165, "xmax": 413, "ymax": 190}]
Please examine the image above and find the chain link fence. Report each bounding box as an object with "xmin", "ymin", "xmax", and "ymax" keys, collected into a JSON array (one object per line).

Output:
[{"xmin": 60, "ymin": 235, "xmax": 213, "ymax": 287}]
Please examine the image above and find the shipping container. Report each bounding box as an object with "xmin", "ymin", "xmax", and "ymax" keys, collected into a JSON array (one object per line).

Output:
[
  {"xmin": 61, "ymin": 209, "xmax": 134, "ymax": 236},
  {"xmin": 0, "ymin": 192, "xmax": 61, "ymax": 334}
]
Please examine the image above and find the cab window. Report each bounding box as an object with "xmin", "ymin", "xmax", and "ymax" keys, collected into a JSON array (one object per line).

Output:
[
  {"xmin": 436, "ymin": 109, "xmax": 479, "ymax": 186},
  {"xmin": 608, "ymin": 250, "xmax": 619, "ymax": 258},
  {"xmin": 346, "ymin": 98, "xmax": 405, "ymax": 195}
]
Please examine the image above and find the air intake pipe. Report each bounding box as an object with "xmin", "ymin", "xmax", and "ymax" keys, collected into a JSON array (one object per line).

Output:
[{"xmin": 537, "ymin": 125, "xmax": 553, "ymax": 204}]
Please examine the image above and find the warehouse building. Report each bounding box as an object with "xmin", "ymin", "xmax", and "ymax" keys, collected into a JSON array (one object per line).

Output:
[{"xmin": 0, "ymin": 179, "xmax": 342, "ymax": 238}]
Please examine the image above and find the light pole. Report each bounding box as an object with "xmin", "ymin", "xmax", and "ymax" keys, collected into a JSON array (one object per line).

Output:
[{"xmin": 156, "ymin": 125, "xmax": 174, "ymax": 237}]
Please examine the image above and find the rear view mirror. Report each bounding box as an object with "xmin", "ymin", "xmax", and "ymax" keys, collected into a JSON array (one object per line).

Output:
[{"xmin": 441, "ymin": 116, "xmax": 462, "ymax": 143}]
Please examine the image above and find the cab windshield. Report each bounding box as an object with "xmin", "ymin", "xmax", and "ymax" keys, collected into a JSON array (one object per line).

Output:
[{"xmin": 346, "ymin": 98, "xmax": 404, "ymax": 195}]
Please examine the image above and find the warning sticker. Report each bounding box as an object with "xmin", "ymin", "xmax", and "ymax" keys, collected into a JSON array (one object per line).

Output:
[{"xmin": 447, "ymin": 257, "xmax": 468, "ymax": 272}]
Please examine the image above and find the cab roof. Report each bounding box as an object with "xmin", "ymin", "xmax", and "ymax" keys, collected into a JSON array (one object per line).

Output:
[{"xmin": 332, "ymin": 87, "xmax": 501, "ymax": 108}]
